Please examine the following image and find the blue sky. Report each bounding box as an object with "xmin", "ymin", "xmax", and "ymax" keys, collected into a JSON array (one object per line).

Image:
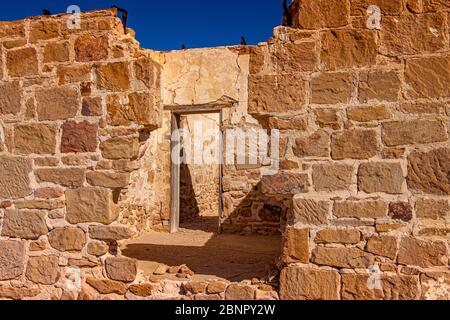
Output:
[{"xmin": 1, "ymin": 1, "xmax": 283, "ymax": 51}]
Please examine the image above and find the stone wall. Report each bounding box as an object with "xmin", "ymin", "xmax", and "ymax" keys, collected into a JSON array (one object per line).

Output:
[
  {"xmin": 0, "ymin": 0, "xmax": 449, "ymax": 300},
  {"xmin": 0, "ymin": 9, "xmax": 163, "ymax": 299},
  {"xmin": 249, "ymin": 0, "xmax": 449, "ymax": 300}
]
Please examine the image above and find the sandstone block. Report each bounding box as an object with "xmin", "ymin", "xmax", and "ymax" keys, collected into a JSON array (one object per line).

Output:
[
  {"xmin": 86, "ymin": 171, "xmax": 130, "ymax": 188},
  {"xmin": 0, "ymin": 82, "xmax": 21, "ymax": 115},
  {"xmin": 261, "ymin": 172, "xmax": 309, "ymax": 195},
  {"xmin": 283, "ymin": 228, "xmax": 309, "ymax": 263},
  {"xmin": 82, "ymin": 97, "xmax": 103, "ymax": 116},
  {"xmin": 0, "ymin": 285, "xmax": 40, "ymax": 300},
  {"xmin": 26, "ymin": 256, "xmax": 60, "ymax": 285},
  {"xmin": 399, "ymin": 101, "xmax": 443, "ymax": 114},
  {"xmin": 248, "ymin": 74, "xmax": 307, "ymax": 113},
  {"xmin": 96, "ymin": 62, "xmax": 130, "ymax": 91},
  {"xmin": 75, "ymin": 35, "xmax": 108, "ymax": 62},
  {"xmin": 108, "ymin": 93, "xmax": 161, "ymax": 128},
  {"xmin": 405, "ymin": 56, "xmax": 450, "ymax": 98},
  {"xmin": 87, "ymin": 241, "xmax": 109, "ymax": 256},
  {"xmin": 299, "ymin": 0, "xmax": 349, "ymax": 28},
  {"xmin": 398, "ymin": 237, "xmax": 447, "ymax": 268},
  {"xmin": 271, "ymin": 41, "xmax": 318, "ymax": 72},
  {"xmin": 312, "ymin": 164, "xmax": 353, "ymax": 192},
  {"xmin": 314, "ymin": 108, "xmax": 341, "ymax": 129},
  {"xmin": 381, "ymin": 14, "xmax": 446, "ymax": 56},
  {"xmin": 334, "ymin": 200, "xmax": 387, "ymax": 219},
  {"xmin": 6, "ymin": 47, "xmax": 38, "ymax": 77},
  {"xmin": 225, "ymin": 284, "xmax": 255, "ymax": 300},
  {"xmin": 315, "ymin": 229, "xmax": 361, "ymax": 244},
  {"xmin": 61, "ymin": 121, "xmax": 98, "ymax": 153},
  {"xmin": 311, "ymin": 72, "xmax": 354, "ymax": 104},
  {"xmin": 293, "ymin": 197, "xmax": 330, "ymax": 225},
  {"xmin": 331, "ymin": 130, "xmax": 378, "ymax": 160},
  {"xmin": 34, "ymin": 187, "xmax": 65, "ymax": 200},
  {"xmin": 1, "ymin": 210, "xmax": 47, "ymax": 240},
  {"xmin": 293, "ymin": 130, "xmax": 330, "ymax": 158},
  {"xmin": 268, "ymin": 115, "xmax": 307, "ymax": 130},
  {"xmin": 207, "ymin": 281, "xmax": 228, "ymax": 294},
  {"xmin": 86, "ymin": 277, "xmax": 126, "ymax": 295},
  {"xmin": 358, "ymin": 162, "xmax": 404, "ymax": 194},
  {"xmin": 321, "ymin": 30, "xmax": 377, "ymax": 70},
  {"xmin": 100, "ymin": 137, "xmax": 140, "ymax": 160},
  {"xmin": 347, "ymin": 105, "xmax": 390, "ymax": 122},
  {"xmin": 312, "ymin": 247, "xmax": 374, "ymax": 268},
  {"xmin": 128, "ymin": 284, "xmax": 159, "ymax": 297},
  {"xmin": 43, "ymin": 41, "xmax": 70, "ymax": 63},
  {"xmin": 0, "ymin": 156, "xmax": 32, "ymax": 198},
  {"xmin": 14, "ymin": 123, "xmax": 57, "ymax": 155},
  {"xmin": 88, "ymin": 225, "xmax": 133, "ymax": 241},
  {"xmin": 36, "ymin": 87, "xmax": 79, "ymax": 121},
  {"xmin": 48, "ymin": 228, "xmax": 86, "ymax": 252},
  {"xmin": 66, "ymin": 188, "xmax": 118, "ymax": 224},
  {"xmin": 0, "ymin": 21, "xmax": 25, "ymax": 38},
  {"xmin": 407, "ymin": 148, "xmax": 450, "ymax": 195},
  {"xmin": 367, "ymin": 235, "xmax": 398, "ymax": 259},
  {"xmin": 341, "ymin": 274, "xmax": 420, "ymax": 300},
  {"xmin": 351, "ymin": 0, "xmax": 404, "ymax": 15},
  {"xmin": 382, "ymin": 120, "xmax": 447, "ymax": 146},
  {"xmin": 29, "ymin": 20, "xmax": 59, "ymax": 42},
  {"xmin": 35, "ymin": 168, "xmax": 85, "ymax": 188},
  {"xmin": 358, "ymin": 70, "xmax": 401, "ymax": 103},
  {"xmin": 280, "ymin": 266, "xmax": 339, "ymax": 300},
  {"xmin": 57, "ymin": 65, "xmax": 91, "ymax": 85},
  {"xmin": 105, "ymin": 257, "xmax": 137, "ymax": 282},
  {"xmin": 389, "ymin": 202, "xmax": 413, "ymax": 222},
  {"xmin": 415, "ymin": 198, "xmax": 449, "ymax": 220},
  {"xmin": 0, "ymin": 241, "xmax": 25, "ymax": 281}
]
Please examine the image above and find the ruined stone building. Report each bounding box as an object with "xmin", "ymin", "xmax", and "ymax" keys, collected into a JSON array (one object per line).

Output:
[{"xmin": 0, "ymin": 0, "xmax": 449, "ymax": 300}]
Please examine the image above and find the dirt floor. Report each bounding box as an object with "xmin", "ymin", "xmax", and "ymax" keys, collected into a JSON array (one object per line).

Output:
[{"xmin": 121, "ymin": 223, "xmax": 282, "ymax": 282}]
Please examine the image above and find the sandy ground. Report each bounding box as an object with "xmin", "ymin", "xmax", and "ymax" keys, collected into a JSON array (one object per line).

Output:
[{"xmin": 121, "ymin": 225, "xmax": 281, "ymax": 282}]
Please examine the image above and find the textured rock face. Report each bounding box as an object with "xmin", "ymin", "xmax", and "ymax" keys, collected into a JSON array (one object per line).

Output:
[
  {"xmin": 65, "ymin": 188, "xmax": 118, "ymax": 224},
  {"xmin": 75, "ymin": 35, "xmax": 109, "ymax": 62},
  {"xmin": 0, "ymin": 241, "xmax": 25, "ymax": 281},
  {"xmin": 105, "ymin": 257, "xmax": 137, "ymax": 282},
  {"xmin": 280, "ymin": 267, "xmax": 339, "ymax": 300},
  {"xmin": 312, "ymin": 164, "xmax": 353, "ymax": 191},
  {"xmin": 1, "ymin": 210, "xmax": 48, "ymax": 240},
  {"xmin": 332, "ymin": 130, "xmax": 379, "ymax": 160},
  {"xmin": 283, "ymin": 228, "xmax": 309, "ymax": 263},
  {"xmin": 61, "ymin": 121, "xmax": 98, "ymax": 153},
  {"xmin": 298, "ymin": 0, "xmax": 349, "ymax": 28},
  {"xmin": 311, "ymin": 72, "xmax": 354, "ymax": 104},
  {"xmin": 6, "ymin": 47, "xmax": 38, "ymax": 77},
  {"xmin": 358, "ymin": 162, "xmax": 404, "ymax": 194},
  {"xmin": 35, "ymin": 87, "xmax": 79, "ymax": 121},
  {"xmin": 48, "ymin": 228, "xmax": 86, "ymax": 252},
  {"xmin": 407, "ymin": 148, "xmax": 450, "ymax": 195},
  {"xmin": 26, "ymin": 256, "xmax": 60, "ymax": 285},
  {"xmin": 0, "ymin": 82, "xmax": 21, "ymax": 114},
  {"xmin": 312, "ymin": 247, "xmax": 374, "ymax": 268},
  {"xmin": 293, "ymin": 198, "xmax": 330, "ymax": 225},
  {"xmin": 14, "ymin": 124, "xmax": 57, "ymax": 155},
  {"xmin": 0, "ymin": 156, "xmax": 32, "ymax": 198},
  {"xmin": 398, "ymin": 237, "xmax": 447, "ymax": 268}
]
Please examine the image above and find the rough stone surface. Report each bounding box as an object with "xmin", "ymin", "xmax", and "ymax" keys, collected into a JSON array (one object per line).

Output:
[
  {"xmin": 35, "ymin": 168, "xmax": 85, "ymax": 188},
  {"xmin": 359, "ymin": 71, "xmax": 401, "ymax": 103},
  {"xmin": 280, "ymin": 267, "xmax": 339, "ymax": 300},
  {"xmin": 312, "ymin": 247, "xmax": 374, "ymax": 268},
  {"xmin": 35, "ymin": 87, "xmax": 79, "ymax": 121},
  {"xmin": 75, "ymin": 35, "xmax": 109, "ymax": 62},
  {"xmin": 26, "ymin": 256, "xmax": 60, "ymax": 285},
  {"xmin": 1, "ymin": 210, "xmax": 48, "ymax": 240},
  {"xmin": 14, "ymin": 124, "xmax": 57, "ymax": 155},
  {"xmin": 389, "ymin": 202, "xmax": 413, "ymax": 222},
  {"xmin": 65, "ymin": 188, "xmax": 118, "ymax": 224},
  {"xmin": 315, "ymin": 229, "xmax": 361, "ymax": 244},
  {"xmin": 347, "ymin": 105, "xmax": 391, "ymax": 122},
  {"xmin": 0, "ymin": 241, "xmax": 25, "ymax": 281},
  {"xmin": 298, "ymin": 0, "xmax": 349, "ymax": 28},
  {"xmin": 0, "ymin": 82, "xmax": 21, "ymax": 115},
  {"xmin": 332, "ymin": 130, "xmax": 378, "ymax": 160},
  {"xmin": 312, "ymin": 164, "xmax": 353, "ymax": 191},
  {"xmin": 382, "ymin": 120, "xmax": 447, "ymax": 146},
  {"xmin": 283, "ymin": 228, "xmax": 309, "ymax": 263},
  {"xmin": 311, "ymin": 72, "xmax": 354, "ymax": 104},
  {"xmin": 0, "ymin": 156, "xmax": 32, "ymax": 198},
  {"xmin": 398, "ymin": 237, "xmax": 447, "ymax": 268},
  {"xmin": 6, "ymin": 47, "xmax": 38, "ymax": 77},
  {"xmin": 341, "ymin": 274, "xmax": 420, "ymax": 300},
  {"xmin": 48, "ymin": 228, "xmax": 86, "ymax": 252},
  {"xmin": 105, "ymin": 257, "xmax": 137, "ymax": 283},
  {"xmin": 320, "ymin": 30, "xmax": 377, "ymax": 70},
  {"xmin": 415, "ymin": 199, "xmax": 449, "ymax": 220},
  {"xmin": 333, "ymin": 200, "xmax": 387, "ymax": 219},
  {"xmin": 96, "ymin": 62, "xmax": 131, "ymax": 91},
  {"xmin": 358, "ymin": 162, "xmax": 404, "ymax": 194},
  {"xmin": 88, "ymin": 225, "xmax": 133, "ymax": 241},
  {"xmin": 293, "ymin": 198, "xmax": 330, "ymax": 225},
  {"xmin": 100, "ymin": 137, "xmax": 140, "ymax": 160},
  {"xmin": 293, "ymin": 130, "xmax": 330, "ymax": 158},
  {"xmin": 86, "ymin": 277, "xmax": 127, "ymax": 295},
  {"xmin": 249, "ymin": 74, "xmax": 307, "ymax": 113},
  {"xmin": 86, "ymin": 171, "xmax": 130, "ymax": 188},
  {"xmin": 407, "ymin": 148, "xmax": 450, "ymax": 195},
  {"xmin": 405, "ymin": 56, "xmax": 450, "ymax": 98},
  {"xmin": 61, "ymin": 121, "xmax": 98, "ymax": 153},
  {"xmin": 261, "ymin": 172, "xmax": 309, "ymax": 195},
  {"xmin": 225, "ymin": 284, "xmax": 255, "ymax": 300},
  {"xmin": 87, "ymin": 241, "xmax": 109, "ymax": 256},
  {"xmin": 367, "ymin": 236, "xmax": 398, "ymax": 260}
]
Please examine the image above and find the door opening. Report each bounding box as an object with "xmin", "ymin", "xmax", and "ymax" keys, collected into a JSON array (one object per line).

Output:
[{"xmin": 170, "ymin": 110, "xmax": 223, "ymax": 233}]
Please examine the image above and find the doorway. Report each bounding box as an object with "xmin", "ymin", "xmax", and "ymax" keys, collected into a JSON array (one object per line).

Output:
[{"xmin": 169, "ymin": 109, "xmax": 223, "ymax": 234}]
